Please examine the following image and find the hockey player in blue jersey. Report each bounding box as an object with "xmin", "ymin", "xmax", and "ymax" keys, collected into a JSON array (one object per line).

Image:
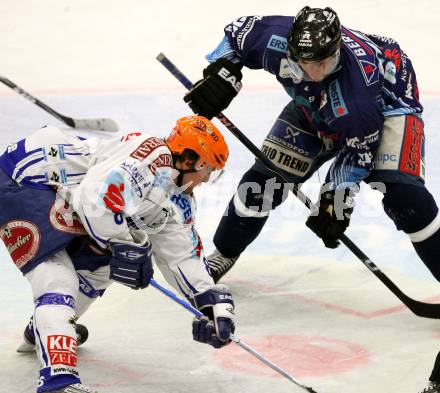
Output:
[
  {"xmin": 0, "ymin": 117, "xmax": 235, "ymax": 393},
  {"xmin": 420, "ymin": 350, "xmax": 440, "ymax": 392},
  {"xmin": 183, "ymin": 6, "xmax": 440, "ymax": 286}
]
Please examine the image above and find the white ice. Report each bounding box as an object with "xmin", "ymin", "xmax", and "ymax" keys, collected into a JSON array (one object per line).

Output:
[{"xmin": 1, "ymin": 1, "xmax": 440, "ymax": 392}]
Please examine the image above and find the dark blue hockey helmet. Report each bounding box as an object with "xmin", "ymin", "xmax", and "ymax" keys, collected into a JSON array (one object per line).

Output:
[{"xmin": 288, "ymin": 6, "xmax": 342, "ymax": 61}]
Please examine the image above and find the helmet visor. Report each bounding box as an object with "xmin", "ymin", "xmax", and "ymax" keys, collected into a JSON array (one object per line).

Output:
[{"xmin": 287, "ymin": 49, "xmax": 341, "ymax": 82}]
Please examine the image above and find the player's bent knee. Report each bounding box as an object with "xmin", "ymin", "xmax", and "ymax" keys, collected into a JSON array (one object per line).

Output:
[
  {"xmin": 382, "ymin": 183, "xmax": 439, "ymax": 234},
  {"xmin": 26, "ymin": 250, "xmax": 79, "ymax": 299},
  {"xmin": 382, "ymin": 183, "xmax": 440, "ymax": 281}
]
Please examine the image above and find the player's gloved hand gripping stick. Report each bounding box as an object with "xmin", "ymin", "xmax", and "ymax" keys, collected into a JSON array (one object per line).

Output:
[
  {"xmin": 156, "ymin": 52, "xmax": 440, "ymax": 320},
  {"xmin": 109, "ymin": 241, "xmax": 154, "ymax": 289}
]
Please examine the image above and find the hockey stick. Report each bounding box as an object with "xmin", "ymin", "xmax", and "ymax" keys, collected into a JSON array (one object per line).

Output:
[
  {"xmin": 150, "ymin": 278, "xmax": 319, "ymax": 393},
  {"xmin": 0, "ymin": 75, "xmax": 119, "ymax": 132},
  {"xmin": 156, "ymin": 52, "xmax": 440, "ymax": 319}
]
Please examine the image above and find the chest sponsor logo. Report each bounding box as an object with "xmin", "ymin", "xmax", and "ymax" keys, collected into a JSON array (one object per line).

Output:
[
  {"xmin": 170, "ymin": 194, "xmax": 193, "ymax": 224},
  {"xmin": 267, "ymin": 34, "xmax": 288, "ymax": 53},
  {"xmin": 0, "ymin": 220, "xmax": 41, "ymax": 268},
  {"xmin": 261, "ymin": 140, "xmax": 313, "ymax": 176},
  {"xmin": 130, "ymin": 137, "xmax": 166, "ymax": 161},
  {"xmin": 328, "ymin": 80, "xmax": 349, "ymax": 118},
  {"xmin": 121, "ymin": 161, "xmax": 153, "ymax": 197}
]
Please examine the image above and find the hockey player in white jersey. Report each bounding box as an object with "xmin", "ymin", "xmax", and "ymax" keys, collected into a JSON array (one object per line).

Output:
[{"xmin": 0, "ymin": 116, "xmax": 234, "ymax": 393}]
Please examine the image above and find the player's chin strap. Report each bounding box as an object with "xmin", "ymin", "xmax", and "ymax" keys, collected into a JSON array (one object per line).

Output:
[
  {"xmin": 169, "ymin": 150, "xmax": 199, "ymax": 188},
  {"xmin": 150, "ymin": 279, "xmax": 319, "ymax": 393},
  {"xmin": 175, "ymin": 171, "xmax": 184, "ymax": 188},
  {"xmin": 156, "ymin": 52, "xmax": 440, "ymax": 320},
  {"xmin": 174, "ymin": 165, "xmax": 197, "ymax": 188}
]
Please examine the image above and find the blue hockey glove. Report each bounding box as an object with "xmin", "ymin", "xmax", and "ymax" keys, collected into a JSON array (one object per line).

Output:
[
  {"xmin": 306, "ymin": 187, "xmax": 355, "ymax": 248},
  {"xmin": 109, "ymin": 241, "xmax": 154, "ymax": 289},
  {"xmin": 192, "ymin": 284, "xmax": 235, "ymax": 349},
  {"xmin": 184, "ymin": 58, "xmax": 243, "ymax": 119}
]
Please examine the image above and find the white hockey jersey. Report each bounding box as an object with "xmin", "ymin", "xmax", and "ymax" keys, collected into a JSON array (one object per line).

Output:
[{"xmin": 0, "ymin": 126, "xmax": 215, "ymax": 297}]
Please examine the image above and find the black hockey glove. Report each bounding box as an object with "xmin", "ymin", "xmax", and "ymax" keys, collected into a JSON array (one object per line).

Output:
[
  {"xmin": 306, "ymin": 187, "xmax": 355, "ymax": 249},
  {"xmin": 192, "ymin": 284, "xmax": 235, "ymax": 349},
  {"xmin": 184, "ymin": 58, "xmax": 243, "ymax": 119},
  {"xmin": 109, "ymin": 241, "xmax": 154, "ymax": 289}
]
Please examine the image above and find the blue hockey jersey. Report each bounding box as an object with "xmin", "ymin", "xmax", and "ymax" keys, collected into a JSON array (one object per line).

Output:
[{"xmin": 207, "ymin": 15, "xmax": 422, "ymax": 185}]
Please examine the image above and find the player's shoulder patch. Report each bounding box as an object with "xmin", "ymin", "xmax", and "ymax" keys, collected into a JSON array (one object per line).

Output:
[
  {"xmin": 130, "ymin": 137, "xmax": 167, "ymax": 162},
  {"xmin": 225, "ymin": 16, "xmax": 263, "ymax": 51},
  {"xmin": 341, "ymin": 27, "xmax": 380, "ymax": 86}
]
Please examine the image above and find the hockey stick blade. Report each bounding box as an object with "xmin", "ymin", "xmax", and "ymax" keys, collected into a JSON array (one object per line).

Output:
[
  {"xmin": 342, "ymin": 235, "xmax": 440, "ymax": 319},
  {"xmin": 0, "ymin": 75, "xmax": 119, "ymax": 132},
  {"xmin": 156, "ymin": 52, "xmax": 440, "ymax": 320},
  {"xmin": 150, "ymin": 279, "xmax": 320, "ymax": 393}
]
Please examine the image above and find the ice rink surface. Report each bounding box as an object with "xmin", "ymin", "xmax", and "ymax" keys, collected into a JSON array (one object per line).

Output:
[{"xmin": 1, "ymin": 1, "xmax": 440, "ymax": 392}]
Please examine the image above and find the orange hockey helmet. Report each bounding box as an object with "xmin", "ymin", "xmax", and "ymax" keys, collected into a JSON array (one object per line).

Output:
[{"xmin": 166, "ymin": 116, "xmax": 229, "ymax": 171}]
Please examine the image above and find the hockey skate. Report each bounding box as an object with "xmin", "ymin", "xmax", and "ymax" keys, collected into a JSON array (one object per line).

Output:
[
  {"xmin": 17, "ymin": 317, "xmax": 89, "ymax": 353},
  {"xmin": 207, "ymin": 249, "xmax": 239, "ymax": 283},
  {"xmin": 420, "ymin": 381, "xmax": 440, "ymax": 393},
  {"xmin": 51, "ymin": 383, "xmax": 98, "ymax": 393}
]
